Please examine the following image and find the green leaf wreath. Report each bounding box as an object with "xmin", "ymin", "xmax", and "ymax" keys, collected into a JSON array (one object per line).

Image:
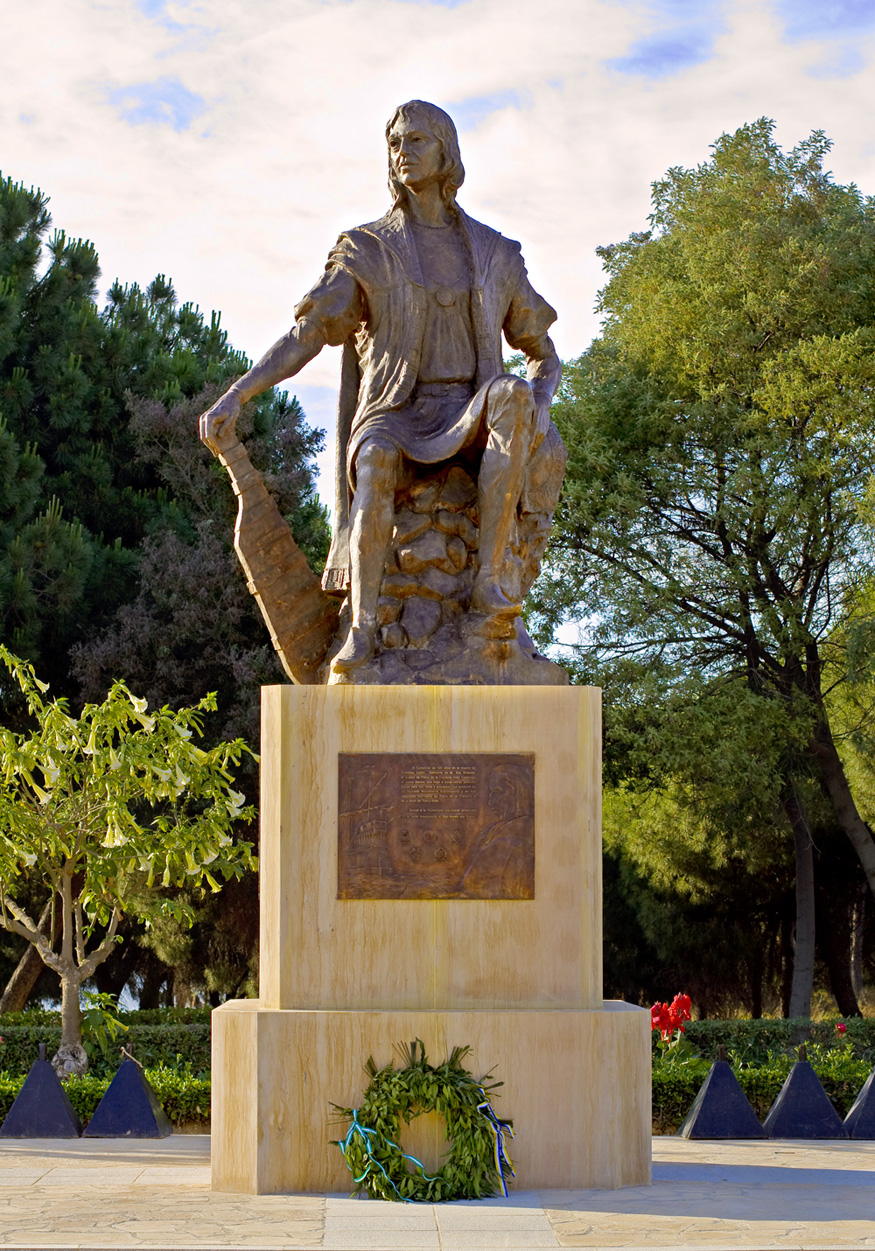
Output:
[{"xmin": 331, "ymin": 1040, "xmax": 514, "ymax": 1202}]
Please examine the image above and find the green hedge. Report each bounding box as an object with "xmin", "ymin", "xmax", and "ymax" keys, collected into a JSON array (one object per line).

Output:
[
  {"xmin": 671, "ymin": 1018, "xmax": 875, "ymax": 1064},
  {"xmin": 0, "ymin": 1066, "xmax": 211, "ymax": 1128},
  {"xmin": 0, "ymin": 1021, "xmax": 211, "ymax": 1078}
]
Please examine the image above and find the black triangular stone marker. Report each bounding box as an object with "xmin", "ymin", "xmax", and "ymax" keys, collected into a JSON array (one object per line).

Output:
[
  {"xmin": 83, "ymin": 1058, "xmax": 173, "ymax": 1138},
  {"xmin": 0, "ymin": 1047, "xmax": 82, "ymax": 1138},
  {"xmin": 763, "ymin": 1053, "xmax": 847, "ymax": 1139},
  {"xmin": 679, "ymin": 1059, "xmax": 765, "ymax": 1138},
  {"xmin": 844, "ymin": 1068, "xmax": 875, "ymax": 1139}
]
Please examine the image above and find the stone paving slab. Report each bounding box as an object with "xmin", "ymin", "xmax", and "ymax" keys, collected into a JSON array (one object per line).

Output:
[
  {"xmin": 0, "ymin": 1136, "xmax": 872, "ymax": 1249},
  {"xmin": 134, "ymin": 1169, "xmax": 213, "ymax": 1187}
]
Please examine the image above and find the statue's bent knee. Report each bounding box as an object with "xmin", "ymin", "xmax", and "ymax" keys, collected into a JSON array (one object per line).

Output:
[
  {"xmin": 485, "ymin": 375, "xmax": 536, "ymax": 436},
  {"xmin": 354, "ymin": 438, "xmax": 401, "ymax": 492},
  {"xmin": 491, "ymin": 374, "xmax": 534, "ymax": 407}
]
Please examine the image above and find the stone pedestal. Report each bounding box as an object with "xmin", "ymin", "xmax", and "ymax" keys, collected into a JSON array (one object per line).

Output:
[{"xmin": 211, "ymin": 685, "xmax": 651, "ymax": 1193}]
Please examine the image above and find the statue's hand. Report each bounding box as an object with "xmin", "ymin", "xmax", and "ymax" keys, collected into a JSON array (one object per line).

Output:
[
  {"xmin": 199, "ymin": 390, "xmax": 241, "ymax": 456},
  {"xmin": 533, "ymin": 402, "xmax": 552, "ymax": 451}
]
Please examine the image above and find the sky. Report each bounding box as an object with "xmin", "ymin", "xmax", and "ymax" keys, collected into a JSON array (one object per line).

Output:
[{"xmin": 3, "ymin": 0, "xmax": 875, "ymax": 501}]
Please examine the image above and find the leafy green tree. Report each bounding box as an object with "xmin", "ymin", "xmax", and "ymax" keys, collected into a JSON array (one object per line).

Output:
[
  {"xmin": 540, "ymin": 121, "xmax": 875, "ymax": 1011},
  {"xmin": 0, "ymin": 647, "xmax": 256, "ymax": 1074},
  {"xmin": 601, "ymin": 678, "xmax": 801, "ymax": 1015},
  {"xmin": 601, "ymin": 669, "xmax": 872, "ymax": 1017}
]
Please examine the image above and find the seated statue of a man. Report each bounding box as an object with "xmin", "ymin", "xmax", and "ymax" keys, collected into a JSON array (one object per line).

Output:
[{"xmin": 200, "ymin": 99, "xmax": 564, "ymax": 677}]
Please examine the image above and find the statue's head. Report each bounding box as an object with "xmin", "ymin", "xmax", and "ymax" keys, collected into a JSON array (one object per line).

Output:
[{"xmin": 386, "ymin": 100, "xmax": 465, "ymax": 210}]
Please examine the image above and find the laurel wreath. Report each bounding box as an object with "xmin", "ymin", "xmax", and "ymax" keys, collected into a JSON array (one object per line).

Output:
[{"xmin": 331, "ymin": 1040, "xmax": 514, "ymax": 1202}]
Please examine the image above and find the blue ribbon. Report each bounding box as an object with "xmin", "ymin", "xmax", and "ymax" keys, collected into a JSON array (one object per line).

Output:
[
  {"xmin": 337, "ymin": 1110, "xmax": 440, "ymax": 1202},
  {"xmin": 477, "ymin": 1091, "xmax": 515, "ymax": 1197}
]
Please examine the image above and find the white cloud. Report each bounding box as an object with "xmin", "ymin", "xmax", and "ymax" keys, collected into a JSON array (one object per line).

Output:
[{"xmin": 3, "ymin": 0, "xmax": 874, "ymax": 504}]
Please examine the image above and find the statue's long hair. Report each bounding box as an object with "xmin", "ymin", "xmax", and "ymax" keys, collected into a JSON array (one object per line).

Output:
[{"xmin": 386, "ymin": 100, "xmax": 465, "ymax": 211}]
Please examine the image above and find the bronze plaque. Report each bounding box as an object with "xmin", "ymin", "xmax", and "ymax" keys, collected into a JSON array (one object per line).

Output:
[{"xmin": 337, "ymin": 753, "xmax": 534, "ymax": 900}]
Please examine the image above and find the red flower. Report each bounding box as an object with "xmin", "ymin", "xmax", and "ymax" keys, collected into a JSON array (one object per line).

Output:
[
  {"xmin": 836, "ymin": 1021, "xmax": 848, "ymax": 1035},
  {"xmin": 667, "ymin": 993, "xmax": 691, "ymax": 1033},
  {"xmin": 651, "ymin": 994, "xmax": 693, "ymax": 1040},
  {"xmin": 673, "ymin": 993, "xmax": 692, "ymax": 1020},
  {"xmin": 650, "ymin": 1002, "xmax": 670, "ymax": 1034}
]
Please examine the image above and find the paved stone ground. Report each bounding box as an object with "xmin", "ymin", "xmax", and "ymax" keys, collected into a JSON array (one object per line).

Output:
[{"xmin": 0, "ymin": 1136, "xmax": 872, "ymax": 1250}]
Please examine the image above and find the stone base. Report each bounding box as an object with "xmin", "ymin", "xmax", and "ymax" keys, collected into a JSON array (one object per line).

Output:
[
  {"xmin": 325, "ymin": 615, "xmax": 569, "ymax": 686},
  {"xmin": 211, "ymin": 1001, "xmax": 651, "ymax": 1194}
]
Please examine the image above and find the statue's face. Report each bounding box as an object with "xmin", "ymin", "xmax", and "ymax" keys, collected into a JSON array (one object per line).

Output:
[{"xmin": 388, "ymin": 115, "xmax": 444, "ymax": 192}]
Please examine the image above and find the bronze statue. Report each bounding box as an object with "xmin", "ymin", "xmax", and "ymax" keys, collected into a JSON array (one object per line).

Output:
[{"xmin": 200, "ymin": 101, "xmax": 567, "ymax": 686}]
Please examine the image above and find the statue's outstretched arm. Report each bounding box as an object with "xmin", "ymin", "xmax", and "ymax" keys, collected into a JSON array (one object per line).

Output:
[{"xmin": 199, "ymin": 320, "xmax": 325, "ymax": 455}]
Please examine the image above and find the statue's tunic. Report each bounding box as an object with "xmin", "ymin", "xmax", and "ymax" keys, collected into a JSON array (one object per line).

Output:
[
  {"xmin": 293, "ymin": 205, "xmax": 558, "ymax": 591},
  {"xmin": 407, "ymin": 218, "xmax": 477, "ymax": 384}
]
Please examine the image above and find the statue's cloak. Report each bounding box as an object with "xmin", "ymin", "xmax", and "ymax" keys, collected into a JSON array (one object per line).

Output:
[{"xmin": 293, "ymin": 206, "xmax": 557, "ymax": 593}]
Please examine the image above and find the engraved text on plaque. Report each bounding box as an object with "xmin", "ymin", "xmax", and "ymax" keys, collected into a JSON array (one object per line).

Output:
[{"xmin": 337, "ymin": 753, "xmax": 535, "ymax": 899}]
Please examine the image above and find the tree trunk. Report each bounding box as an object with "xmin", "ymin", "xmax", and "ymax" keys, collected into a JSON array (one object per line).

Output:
[
  {"xmin": 784, "ymin": 788, "xmax": 816, "ymax": 1019},
  {"xmin": 173, "ymin": 970, "xmax": 192, "ymax": 1008},
  {"xmin": 749, "ymin": 943, "xmax": 763, "ymax": 1019},
  {"xmin": 811, "ymin": 728, "xmax": 875, "ymax": 899},
  {"xmin": 51, "ymin": 969, "xmax": 89, "ymax": 1078},
  {"xmin": 52, "ymin": 868, "xmax": 88, "ymax": 1078},
  {"xmin": 850, "ymin": 885, "xmax": 866, "ymax": 999},
  {"xmin": 821, "ymin": 919, "xmax": 862, "ymax": 1018},
  {"xmin": 780, "ymin": 912, "xmax": 793, "ymax": 1018},
  {"xmin": 0, "ymin": 897, "xmax": 59, "ymax": 1013},
  {"xmin": 59, "ymin": 972, "xmax": 83, "ymax": 1050},
  {"xmin": 814, "ymin": 865, "xmax": 862, "ymax": 1018},
  {"xmin": 93, "ymin": 929, "xmax": 141, "ymax": 998},
  {"xmin": 137, "ymin": 953, "xmax": 169, "ymax": 1010}
]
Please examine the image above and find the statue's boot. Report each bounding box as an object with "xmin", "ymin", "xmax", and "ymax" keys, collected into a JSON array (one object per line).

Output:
[
  {"xmin": 331, "ymin": 623, "xmax": 377, "ymax": 673},
  {"xmin": 470, "ymin": 576, "xmax": 521, "ymax": 638}
]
